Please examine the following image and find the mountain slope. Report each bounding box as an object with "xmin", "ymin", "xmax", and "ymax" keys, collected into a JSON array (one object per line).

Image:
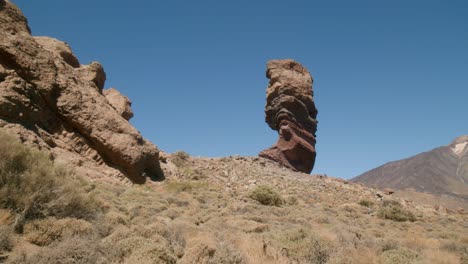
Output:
[{"xmin": 352, "ymin": 136, "xmax": 468, "ymax": 201}]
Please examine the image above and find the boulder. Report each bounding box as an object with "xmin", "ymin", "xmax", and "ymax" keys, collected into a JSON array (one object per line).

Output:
[
  {"xmin": 0, "ymin": 0, "xmax": 162, "ymax": 183},
  {"xmin": 259, "ymin": 59, "xmax": 318, "ymax": 174}
]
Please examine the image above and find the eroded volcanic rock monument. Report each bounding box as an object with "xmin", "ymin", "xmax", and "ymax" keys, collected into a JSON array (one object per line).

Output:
[
  {"xmin": 259, "ymin": 59, "xmax": 318, "ymax": 174},
  {"xmin": 0, "ymin": 0, "xmax": 161, "ymax": 183}
]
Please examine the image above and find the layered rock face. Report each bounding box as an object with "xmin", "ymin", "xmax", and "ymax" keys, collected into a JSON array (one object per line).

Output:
[
  {"xmin": 0, "ymin": 0, "xmax": 162, "ymax": 183},
  {"xmin": 259, "ymin": 59, "xmax": 318, "ymax": 173}
]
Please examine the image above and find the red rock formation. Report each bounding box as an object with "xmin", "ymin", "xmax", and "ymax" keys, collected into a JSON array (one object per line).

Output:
[
  {"xmin": 259, "ymin": 59, "xmax": 318, "ymax": 173},
  {"xmin": 0, "ymin": 0, "xmax": 162, "ymax": 183}
]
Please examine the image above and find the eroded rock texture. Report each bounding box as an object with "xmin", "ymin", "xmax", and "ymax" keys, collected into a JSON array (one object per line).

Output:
[
  {"xmin": 259, "ymin": 59, "xmax": 318, "ymax": 173},
  {"xmin": 0, "ymin": 0, "xmax": 162, "ymax": 183}
]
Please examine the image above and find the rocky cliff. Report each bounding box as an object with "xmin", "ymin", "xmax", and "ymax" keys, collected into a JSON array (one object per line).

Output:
[
  {"xmin": 259, "ymin": 59, "xmax": 318, "ymax": 174},
  {"xmin": 0, "ymin": 0, "xmax": 162, "ymax": 183}
]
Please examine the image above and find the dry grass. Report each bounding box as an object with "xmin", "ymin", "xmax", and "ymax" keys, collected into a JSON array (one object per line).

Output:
[
  {"xmin": 166, "ymin": 180, "xmax": 207, "ymax": 193},
  {"xmin": 24, "ymin": 217, "xmax": 93, "ymax": 246},
  {"xmin": 8, "ymin": 236, "xmax": 103, "ymax": 264},
  {"xmin": 1, "ymin": 132, "xmax": 467, "ymax": 263},
  {"xmin": 0, "ymin": 225, "xmax": 13, "ymax": 252},
  {"xmin": 271, "ymin": 228, "xmax": 332, "ymax": 264},
  {"xmin": 0, "ymin": 130, "xmax": 101, "ymax": 233},
  {"xmin": 172, "ymin": 151, "xmax": 190, "ymax": 167}
]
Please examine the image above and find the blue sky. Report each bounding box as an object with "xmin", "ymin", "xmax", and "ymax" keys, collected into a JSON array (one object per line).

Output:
[{"xmin": 12, "ymin": 0, "xmax": 468, "ymax": 179}]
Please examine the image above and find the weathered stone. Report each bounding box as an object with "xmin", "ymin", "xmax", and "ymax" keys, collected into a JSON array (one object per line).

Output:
[
  {"xmin": 104, "ymin": 88, "xmax": 134, "ymax": 120},
  {"xmin": 0, "ymin": 0, "xmax": 162, "ymax": 183},
  {"xmin": 259, "ymin": 59, "xmax": 318, "ymax": 174}
]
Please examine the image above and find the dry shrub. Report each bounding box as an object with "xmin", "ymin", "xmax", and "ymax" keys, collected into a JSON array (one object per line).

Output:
[
  {"xmin": 9, "ymin": 236, "xmax": 102, "ymax": 264},
  {"xmin": 24, "ymin": 217, "xmax": 93, "ymax": 246},
  {"xmin": 358, "ymin": 199, "xmax": 374, "ymax": 207},
  {"xmin": 0, "ymin": 130, "xmax": 101, "ymax": 232},
  {"xmin": 249, "ymin": 185, "xmax": 283, "ymax": 206},
  {"xmin": 111, "ymin": 235, "xmax": 176, "ymax": 264},
  {"xmin": 180, "ymin": 241, "xmax": 245, "ymax": 264},
  {"xmin": 328, "ymin": 247, "xmax": 380, "ymax": 264},
  {"xmin": 101, "ymin": 224, "xmax": 182, "ymax": 263},
  {"xmin": 208, "ymin": 242, "xmax": 246, "ymax": 264},
  {"xmin": 172, "ymin": 151, "xmax": 190, "ymax": 167},
  {"xmin": 0, "ymin": 225, "xmax": 13, "ymax": 252},
  {"xmin": 402, "ymin": 234, "xmax": 439, "ymax": 251},
  {"xmin": 181, "ymin": 243, "xmax": 216, "ymax": 264},
  {"xmin": 157, "ymin": 223, "xmax": 187, "ymax": 258},
  {"xmin": 104, "ymin": 210, "xmax": 129, "ymax": 226},
  {"xmin": 273, "ymin": 228, "xmax": 332, "ymax": 264},
  {"xmin": 420, "ymin": 249, "xmax": 462, "ymax": 264},
  {"xmin": 380, "ymin": 247, "xmax": 418, "ymax": 264},
  {"xmin": 461, "ymin": 254, "xmax": 468, "ymax": 264},
  {"xmin": 378, "ymin": 239, "xmax": 399, "ymax": 252},
  {"xmin": 441, "ymin": 241, "xmax": 468, "ymax": 255},
  {"xmin": 377, "ymin": 200, "xmax": 416, "ymax": 222}
]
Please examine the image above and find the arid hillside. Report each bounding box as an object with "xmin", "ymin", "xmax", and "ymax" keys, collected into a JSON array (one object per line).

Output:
[{"xmin": 1, "ymin": 130, "xmax": 468, "ymax": 264}]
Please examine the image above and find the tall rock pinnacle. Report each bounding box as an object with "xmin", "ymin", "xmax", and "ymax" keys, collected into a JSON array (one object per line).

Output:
[{"xmin": 259, "ymin": 59, "xmax": 318, "ymax": 173}]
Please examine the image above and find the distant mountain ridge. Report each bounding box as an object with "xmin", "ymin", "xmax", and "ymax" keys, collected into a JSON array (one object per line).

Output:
[{"xmin": 352, "ymin": 136, "xmax": 468, "ymax": 201}]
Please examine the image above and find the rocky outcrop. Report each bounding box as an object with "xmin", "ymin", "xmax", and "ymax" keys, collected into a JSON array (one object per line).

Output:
[
  {"xmin": 104, "ymin": 88, "xmax": 134, "ymax": 121},
  {"xmin": 0, "ymin": 0, "xmax": 162, "ymax": 183},
  {"xmin": 259, "ymin": 59, "xmax": 318, "ymax": 174}
]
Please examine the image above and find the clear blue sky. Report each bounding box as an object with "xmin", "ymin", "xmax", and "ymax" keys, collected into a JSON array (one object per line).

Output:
[{"xmin": 12, "ymin": 0, "xmax": 468, "ymax": 179}]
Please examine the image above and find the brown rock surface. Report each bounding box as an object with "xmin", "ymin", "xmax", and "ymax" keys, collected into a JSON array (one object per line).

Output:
[
  {"xmin": 0, "ymin": 0, "xmax": 162, "ymax": 183},
  {"xmin": 104, "ymin": 88, "xmax": 134, "ymax": 121},
  {"xmin": 259, "ymin": 59, "xmax": 318, "ymax": 173}
]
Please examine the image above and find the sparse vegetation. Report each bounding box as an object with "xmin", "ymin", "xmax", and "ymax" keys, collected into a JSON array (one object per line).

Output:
[
  {"xmin": 0, "ymin": 131, "xmax": 101, "ymax": 233},
  {"xmin": 24, "ymin": 218, "xmax": 93, "ymax": 246},
  {"xmin": 358, "ymin": 199, "xmax": 374, "ymax": 207},
  {"xmin": 273, "ymin": 228, "xmax": 332, "ymax": 264},
  {"xmin": 172, "ymin": 151, "xmax": 190, "ymax": 167},
  {"xmin": 0, "ymin": 225, "xmax": 13, "ymax": 252},
  {"xmin": 9, "ymin": 237, "xmax": 102, "ymax": 264},
  {"xmin": 380, "ymin": 247, "xmax": 418, "ymax": 264},
  {"xmin": 166, "ymin": 180, "xmax": 207, "ymax": 193},
  {"xmin": 0, "ymin": 130, "xmax": 466, "ymax": 264},
  {"xmin": 208, "ymin": 243, "xmax": 246, "ymax": 264},
  {"xmin": 249, "ymin": 185, "xmax": 283, "ymax": 206},
  {"xmin": 377, "ymin": 200, "xmax": 416, "ymax": 222}
]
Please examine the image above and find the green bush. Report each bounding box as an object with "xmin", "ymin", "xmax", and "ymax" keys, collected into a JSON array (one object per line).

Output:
[
  {"xmin": 249, "ymin": 185, "xmax": 283, "ymax": 206},
  {"xmin": 0, "ymin": 130, "xmax": 101, "ymax": 232},
  {"xmin": 358, "ymin": 199, "xmax": 374, "ymax": 207},
  {"xmin": 377, "ymin": 200, "xmax": 416, "ymax": 222}
]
